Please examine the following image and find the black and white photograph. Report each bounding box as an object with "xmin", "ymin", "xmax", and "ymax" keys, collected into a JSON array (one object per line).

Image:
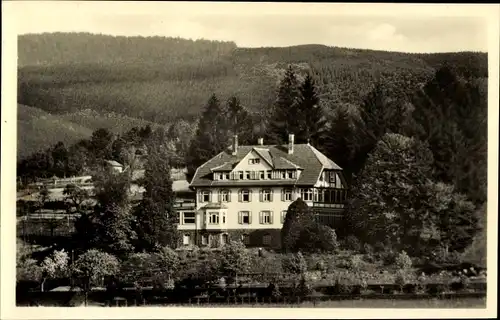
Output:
[{"xmin": 1, "ymin": 1, "xmax": 498, "ymax": 318}]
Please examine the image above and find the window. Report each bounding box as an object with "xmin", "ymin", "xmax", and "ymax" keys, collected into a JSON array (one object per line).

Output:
[
  {"xmin": 262, "ymin": 234, "xmax": 272, "ymax": 246},
  {"xmin": 239, "ymin": 189, "xmax": 251, "ymax": 202},
  {"xmin": 281, "ymin": 210, "xmax": 287, "ymax": 223},
  {"xmin": 222, "ymin": 212, "xmax": 226, "ymax": 224},
  {"xmin": 249, "ymin": 158, "xmax": 260, "ymax": 165},
  {"xmin": 219, "ymin": 189, "xmax": 230, "ymax": 202},
  {"xmin": 209, "ymin": 212, "xmax": 219, "ymax": 224},
  {"xmin": 238, "ymin": 211, "xmax": 251, "ymax": 224},
  {"xmin": 183, "ymin": 234, "xmax": 191, "ymax": 245},
  {"xmin": 200, "ymin": 190, "xmax": 211, "ymax": 203},
  {"xmin": 245, "ymin": 171, "xmax": 251, "ymax": 180},
  {"xmin": 267, "ymin": 171, "xmax": 272, "ymax": 179},
  {"xmin": 282, "ymin": 188, "xmax": 293, "ymax": 201},
  {"xmin": 329, "ymin": 171, "xmax": 337, "ymax": 184},
  {"xmin": 222, "ymin": 173, "xmax": 229, "ymax": 180},
  {"xmin": 241, "ymin": 234, "xmax": 250, "ymax": 245},
  {"xmin": 287, "ymin": 170, "xmax": 294, "ymax": 179},
  {"xmin": 300, "ymin": 188, "xmax": 313, "ymax": 201},
  {"xmin": 183, "ymin": 212, "xmax": 196, "ymax": 224},
  {"xmin": 201, "ymin": 234, "xmax": 209, "ymax": 246},
  {"xmin": 260, "ymin": 171, "xmax": 265, "ymax": 179},
  {"xmin": 221, "ymin": 233, "xmax": 229, "ymax": 245},
  {"xmin": 238, "ymin": 171, "xmax": 244, "ymax": 180},
  {"xmin": 260, "ymin": 189, "xmax": 272, "ymax": 202},
  {"xmin": 260, "ymin": 211, "xmax": 273, "ymax": 224},
  {"xmin": 281, "ymin": 171, "xmax": 287, "ymax": 179}
]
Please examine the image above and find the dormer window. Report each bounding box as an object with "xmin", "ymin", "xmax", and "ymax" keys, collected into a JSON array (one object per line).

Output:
[
  {"xmin": 267, "ymin": 171, "xmax": 272, "ymax": 179},
  {"xmin": 329, "ymin": 171, "xmax": 337, "ymax": 184},
  {"xmin": 249, "ymin": 158, "xmax": 260, "ymax": 165},
  {"xmin": 287, "ymin": 170, "xmax": 294, "ymax": 179},
  {"xmin": 281, "ymin": 171, "xmax": 286, "ymax": 179},
  {"xmin": 260, "ymin": 171, "xmax": 265, "ymax": 179},
  {"xmin": 245, "ymin": 171, "xmax": 251, "ymax": 180},
  {"xmin": 239, "ymin": 171, "xmax": 244, "ymax": 180}
]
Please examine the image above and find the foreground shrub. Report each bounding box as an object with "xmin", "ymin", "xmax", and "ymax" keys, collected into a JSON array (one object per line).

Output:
[
  {"xmin": 72, "ymin": 249, "xmax": 120, "ymax": 296},
  {"xmin": 342, "ymin": 235, "xmax": 362, "ymax": 252},
  {"xmin": 395, "ymin": 250, "xmax": 412, "ymax": 270},
  {"xmin": 282, "ymin": 252, "xmax": 307, "ymax": 274},
  {"xmin": 220, "ymin": 240, "xmax": 251, "ymax": 276}
]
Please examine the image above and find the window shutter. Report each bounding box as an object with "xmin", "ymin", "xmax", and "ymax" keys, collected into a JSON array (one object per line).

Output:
[
  {"xmin": 227, "ymin": 190, "xmax": 231, "ymax": 202},
  {"xmin": 269, "ymin": 211, "xmax": 274, "ymax": 224},
  {"xmin": 249, "ymin": 190, "xmax": 252, "ymax": 202},
  {"xmin": 238, "ymin": 190, "xmax": 242, "ymax": 202},
  {"xmin": 218, "ymin": 190, "xmax": 221, "ymax": 203},
  {"xmin": 198, "ymin": 192, "xmax": 202, "ymax": 203},
  {"xmin": 248, "ymin": 212, "xmax": 252, "ymax": 224},
  {"xmin": 208, "ymin": 191, "xmax": 212, "ymax": 203},
  {"xmin": 238, "ymin": 211, "xmax": 242, "ymax": 224},
  {"xmin": 270, "ymin": 189, "xmax": 274, "ymax": 201},
  {"xmin": 281, "ymin": 189, "xmax": 285, "ymax": 201},
  {"xmin": 259, "ymin": 190, "xmax": 263, "ymax": 202},
  {"xmin": 259, "ymin": 211, "xmax": 263, "ymax": 224}
]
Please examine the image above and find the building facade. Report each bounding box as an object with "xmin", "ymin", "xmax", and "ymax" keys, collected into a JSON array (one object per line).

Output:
[{"xmin": 180, "ymin": 134, "xmax": 348, "ymax": 249}]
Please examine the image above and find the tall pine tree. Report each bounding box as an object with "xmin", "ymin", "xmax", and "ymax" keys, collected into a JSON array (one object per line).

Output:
[
  {"xmin": 265, "ymin": 65, "xmax": 301, "ymax": 144},
  {"xmin": 296, "ymin": 73, "xmax": 327, "ymax": 146},
  {"xmin": 224, "ymin": 96, "xmax": 254, "ymax": 145},
  {"xmin": 324, "ymin": 105, "xmax": 356, "ymax": 182},
  {"xmin": 411, "ymin": 66, "xmax": 487, "ymax": 203},
  {"xmin": 186, "ymin": 93, "xmax": 230, "ymax": 177}
]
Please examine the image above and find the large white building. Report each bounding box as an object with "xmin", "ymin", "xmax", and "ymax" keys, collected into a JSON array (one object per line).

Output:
[{"xmin": 179, "ymin": 134, "xmax": 348, "ymax": 249}]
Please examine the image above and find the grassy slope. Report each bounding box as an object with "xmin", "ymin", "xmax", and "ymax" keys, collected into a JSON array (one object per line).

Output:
[
  {"xmin": 17, "ymin": 104, "xmax": 92, "ymax": 159},
  {"xmin": 17, "ymin": 104, "xmax": 160, "ymax": 160}
]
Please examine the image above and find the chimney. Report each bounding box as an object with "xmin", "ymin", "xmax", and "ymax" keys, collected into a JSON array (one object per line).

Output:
[
  {"xmin": 258, "ymin": 138, "xmax": 264, "ymax": 145},
  {"xmin": 232, "ymin": 135, "xmax": 238, "ymax": 155},
  {"xmin": 288, "ymin": 134, "xmax": 295, "ymax": 154}
]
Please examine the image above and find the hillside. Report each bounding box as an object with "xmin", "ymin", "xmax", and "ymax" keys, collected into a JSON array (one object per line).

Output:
[
  {"xmin": 17, "ymin": 33, "xmax": 488, "ymax": 158},
  {"xmin": 17, "ymin": 104, "xmax": 159, "ymax": 159}
]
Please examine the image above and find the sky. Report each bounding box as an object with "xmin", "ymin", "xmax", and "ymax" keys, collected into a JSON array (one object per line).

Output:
[{"xmin": 7, "ymin": 2, "xmax": 495, "ymax": 53}]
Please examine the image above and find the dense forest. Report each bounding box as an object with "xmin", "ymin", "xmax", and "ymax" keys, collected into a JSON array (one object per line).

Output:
[{"xmin": 17, "ymin": 33, "xmax": 487, "ymax": 159}]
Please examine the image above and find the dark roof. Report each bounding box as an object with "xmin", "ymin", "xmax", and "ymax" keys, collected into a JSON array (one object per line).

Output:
[{"xmin": 190, "ymin": 144, "xmax": 342, "ymax": 188}]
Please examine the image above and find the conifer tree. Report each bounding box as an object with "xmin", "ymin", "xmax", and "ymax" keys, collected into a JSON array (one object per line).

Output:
[
  {"xmin": 411, "ymin": 66, "xmax": 487, "ymax": 203},
  {"xmin": 324, "ymin": 105, "xmax": 356, "ymax": 180},
  {"xmin": 186, "ymin": 94, "xmax": 230, "ymax": 177},
  {"xmin": 224, "ymin": 96, "xmax": 254, "ymax": 145},
  {"xmin": 265, "ymin": 65, "xmax": 301, "ymax": 144},
  {"xmin": 296, "ymin": 73, "xmax": 327, "ymax": 146}
]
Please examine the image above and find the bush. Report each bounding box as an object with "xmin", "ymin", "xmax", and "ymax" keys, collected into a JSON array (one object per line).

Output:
[
  {"xmin": 395, "ymin": 250, "xmax": 412, "ymax": 270},
  {"xmin": 347, "ymin": 255, "xmax": 363, "ymax": 273},
  {"xmin": 220, "ymin": 240, "xmax": 251, "ymax": 276},
  {"xmin": 342, "ymin": 235, "xmax": 362, "ymax": 252},
  {"xmin": 155, "ymin": 246, "xmax": 180, "ymax": 278},
  {"xmin": 282, "ymin": 252, "xmax": 307, "ymax": 274}
]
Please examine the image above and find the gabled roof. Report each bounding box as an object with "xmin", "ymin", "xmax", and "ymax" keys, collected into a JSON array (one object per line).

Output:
[{"xmin": 190, "ymin": 143, "xmax": 343, "ymax": 187}]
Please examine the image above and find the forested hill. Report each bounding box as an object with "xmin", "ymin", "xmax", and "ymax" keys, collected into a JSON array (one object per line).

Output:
[{"xmin": 17, "ymin": 32, "xmax": 488, "ymax": 158}]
